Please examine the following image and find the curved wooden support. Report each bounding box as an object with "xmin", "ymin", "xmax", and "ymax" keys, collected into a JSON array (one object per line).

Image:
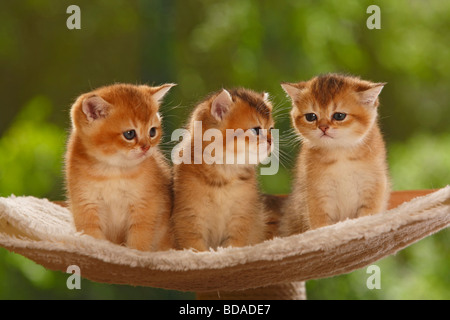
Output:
[{"xmin": 387, "ymin": 189, "xmax": 437, "ymax": 209}]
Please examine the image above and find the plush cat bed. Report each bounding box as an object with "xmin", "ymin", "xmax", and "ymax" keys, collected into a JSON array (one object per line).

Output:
[{"xmin": 0, "ymin": 187, "xmax": 449, "ymax": 299}]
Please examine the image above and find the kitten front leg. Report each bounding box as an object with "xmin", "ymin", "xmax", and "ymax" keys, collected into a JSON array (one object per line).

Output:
[
  {"xmin": 224, "ymin": 207, "xmax": 265, "ymax": 248},
  {"xmin": 307, "ymin": 196, "xmax": 332, "ymax": 229},
  {"xmin": 127, "ymin": 204, "xmax": 157, "ymax": 251},
  {"xmin": 357, "ymin": 205, "xmax": 377, "ymax": 218},
  {"xmin": 357, "ymin": 182, "xmax": 389, "ymax": 218},
  {"xmin": 176, "ymin": 233, "xmax": 208, "ymax": 252},
  {"xmin": 281, "ymin": 196, "xmax": 310, "ymax": 235},
  {"xmin": 172, "ymin": 207, "xmax": 208, "ymax": 251},
  {"xmin": 72, "ymin": 204, "xmax": 105, "ymax": 240},
  {"xmin": 308, "ymin": 208, "xmax": 331, "ymax": 229},
  {"xmin": 173, "ymin": 219, "xmax": 208, "ymax": 251},
  {"xmin": 223, "ymin": 228, "xmax": 248, "ymax": 248}
]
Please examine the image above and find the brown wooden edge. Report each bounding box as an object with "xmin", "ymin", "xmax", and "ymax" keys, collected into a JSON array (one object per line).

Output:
[{"xmin": 387, "ymin": 189, "xmax": 437, "ymax": 210}]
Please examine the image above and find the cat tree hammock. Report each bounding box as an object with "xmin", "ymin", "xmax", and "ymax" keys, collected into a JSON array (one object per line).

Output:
[{"xmin": 0, "ymin": 187, "xmax": 449, "ymax": 299}]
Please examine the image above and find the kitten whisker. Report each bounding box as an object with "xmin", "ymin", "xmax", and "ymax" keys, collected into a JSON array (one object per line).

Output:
[
  {"xmin": 161, "ymin": 102, "xmax": 191, "ymax": 113},
  {"xmin": 269, "ymin": 149, "xmax": 290, "ymax": 170},
  {"xmin": 272, "ymin": 105, "xmax": 291, "ymax": 115}
]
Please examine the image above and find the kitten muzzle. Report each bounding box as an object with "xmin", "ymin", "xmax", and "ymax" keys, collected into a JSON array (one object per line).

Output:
[
  {"xmin": 141, "ymin": 144, "xmax": 150, "ymax": 152},
  {"xmin": 319, "ymin": 125, "xmax": 329, "ymax": 133}
]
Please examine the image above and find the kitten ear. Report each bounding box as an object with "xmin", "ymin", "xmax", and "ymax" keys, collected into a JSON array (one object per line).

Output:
[
  {"xmin": 281, "ymin": 82, "xmax": 307, "ymax": 101},
  {"xmin": 211, "ymin": 89, "xmax": 233, "ymax": 121},
  {"xmin": 261, "ymin": 92, "xmax": 273, "ymax": 110},
  {"xmin": 145, "ymin": 83, "xmax": 177, "ymax": 103},
  {"xmin": 358, "ymin": 83, "xmax": 386, "ymax": 106},
  {"xmin": 81, "ymin": 95, "xmax": 111, "ymax": 122}
]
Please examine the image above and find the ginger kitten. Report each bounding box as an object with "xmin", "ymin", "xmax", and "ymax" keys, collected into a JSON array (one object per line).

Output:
[
  {"xmin": 65, "ymin": 83, "xmax": 175, "ymax": 251},
  {"xmin": 172, "ymin": 88, "xmax": 274, "ymax": 251},
  {"xmin": 280, "ymin": 74, "xmax": 390, "ymax": 234}
]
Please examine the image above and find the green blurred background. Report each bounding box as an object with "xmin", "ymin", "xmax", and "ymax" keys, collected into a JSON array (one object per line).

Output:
[{"xmin": 0, "ymin": 0, "xmax": 448, "ymax": 299}]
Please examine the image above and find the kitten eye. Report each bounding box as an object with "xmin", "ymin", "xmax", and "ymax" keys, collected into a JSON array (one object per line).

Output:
[
  {"xmin": 333, "ymin": 112, "xmax": 347, "ymax": 121},
  {"xmin": 305, "ymin": 113, "xmax": 317, "ymax": 122},
  {"xmin": 251, "ymin": 127, "xmax": 261, "ymax": 135},
  {"xmin": 123, "ymin": 130, "xmax": 136, "ymax": 140},
  {"xmin": 149, "ymin": 127, "xmax": 157, "ymax": 138}
]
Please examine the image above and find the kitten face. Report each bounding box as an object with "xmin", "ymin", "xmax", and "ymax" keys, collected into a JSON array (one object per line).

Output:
[
  {"xmin": 282, "ymin": 74, "xmax": 384, "ymax": 149},
  {"xmin": 72, "ymin": 83, "xmax": 175, "ymax": 167},
  {"xmin": 193, "ymin": 88, "xmax": 274, "ymax": 165}
]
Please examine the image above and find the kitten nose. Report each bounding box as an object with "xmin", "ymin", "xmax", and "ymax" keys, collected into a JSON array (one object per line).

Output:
[
  {"xmin": 141, "ymin": 144, "xmax": 150, "ymax": 152},
  {"xmin": 319, "ymin": 125, "xmax": 329, "ymax": 133}
]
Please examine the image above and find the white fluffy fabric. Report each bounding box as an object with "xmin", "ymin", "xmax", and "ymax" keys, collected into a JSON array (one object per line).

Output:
[{"xmin": 0, "ymin": 187, "xmax": 449, "ymax": 295}]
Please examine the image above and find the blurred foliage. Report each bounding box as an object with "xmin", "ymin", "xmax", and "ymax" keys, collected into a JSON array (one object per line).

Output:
[
  {"xmin": 0, "ymin": 0, "xmax": 448, "ymax": 299},
  {"xmin": 0, "ymin": 247, "xmax": 194, "ymax": 299},
  {"xmin": 389, "ymin": 133, "xmax": 450, "ymax": 191},
  {"xmin": 0, "ymin": 96, "xmax": 66, "ymax": 199}
]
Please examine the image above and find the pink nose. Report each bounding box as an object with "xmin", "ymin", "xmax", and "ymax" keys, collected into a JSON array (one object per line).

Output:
[
  {"xmin": 319, "ymin": 125, "xmax": 329, "ymax": 133},
  {"xmin": 141, "ymin": 145, "xmax": 150, "ymax": 152}
]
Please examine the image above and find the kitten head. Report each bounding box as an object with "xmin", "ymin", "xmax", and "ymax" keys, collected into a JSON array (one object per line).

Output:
[
  {"xmin": 282, "ymin": 74, "xmax": 385, "ymax": 149},
  {"xmin": 70, "ymin": 83, "xmax": 175, "ymax": 167},
  {"xmin": 189, "ymin": 88, "xmax": 274, "ymax": 165}
]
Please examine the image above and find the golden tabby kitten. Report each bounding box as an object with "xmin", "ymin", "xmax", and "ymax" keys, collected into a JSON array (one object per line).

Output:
[
  {"xmin": 65, "ymin": 83, "xmax": 175, "ymax": 251},
  {"xmin": 172, "ymin": 88, "xmax": 274, "ymax": 251},
  {"xmin": 280, "ymin": 74, "xmax": 390, "ymax": 234}
]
